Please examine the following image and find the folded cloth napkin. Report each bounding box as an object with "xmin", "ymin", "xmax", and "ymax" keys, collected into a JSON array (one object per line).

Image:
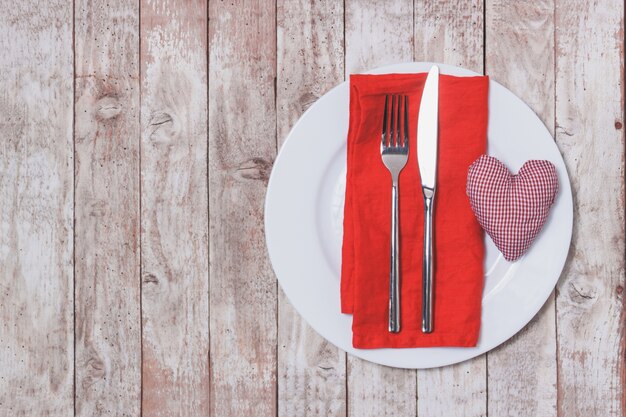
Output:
[{"xmin": 341, "ymin": 73, "xmax": 489, "ymax": 348}]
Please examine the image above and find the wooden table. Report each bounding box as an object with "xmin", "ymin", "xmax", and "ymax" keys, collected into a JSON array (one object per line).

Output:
[{"xmin": 0, "ymin": 1, "xmax": 623, "ymax": 416}]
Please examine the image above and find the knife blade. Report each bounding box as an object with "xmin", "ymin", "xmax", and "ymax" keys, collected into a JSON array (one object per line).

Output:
[
  {"xmin": 418, "ymin": 66, "xmax": 439, "ymax": 190},
  {"xmin": 417, "ymin": 65, "xmax": 439, "ymax": 333}
]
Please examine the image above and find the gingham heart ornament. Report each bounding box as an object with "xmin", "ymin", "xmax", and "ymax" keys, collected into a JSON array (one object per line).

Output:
[{"xmin": 466, "ymin": 155, "xmax": 559, "ymax": 262}]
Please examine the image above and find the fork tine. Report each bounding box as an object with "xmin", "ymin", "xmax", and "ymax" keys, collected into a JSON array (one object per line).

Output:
[
  {"xmin": 382, "ymin": 94, "xmax": 389, "ymax": 147},
  {"xmin": 403, "ymin": 95, "xmax": 409, "ymax": 148},
  {"xmin": 390, "ymin": 94, "xmax": 396, "ymax": 146},
  {"xmin": 396, "ymin": 95, "xmax": 402, "ymax": 147}
]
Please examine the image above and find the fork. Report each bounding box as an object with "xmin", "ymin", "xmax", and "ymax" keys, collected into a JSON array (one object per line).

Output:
[{"xmin": 380, "ymin": 94, "xmax": 409, "ymax": 333}]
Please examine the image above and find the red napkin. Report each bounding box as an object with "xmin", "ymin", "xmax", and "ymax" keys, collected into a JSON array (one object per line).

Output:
[{"xmin": 341, "ymin": 73, "xmax": 489, "ymax": 348}]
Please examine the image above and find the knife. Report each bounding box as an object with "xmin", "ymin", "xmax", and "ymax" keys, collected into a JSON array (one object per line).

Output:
[{"xmin": 417, "ymin": 65, "xmax": 439, "ymax": 333}]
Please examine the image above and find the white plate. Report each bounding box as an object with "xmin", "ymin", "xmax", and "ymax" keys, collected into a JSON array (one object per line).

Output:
[{"xmin": 265, "ymin": 62, "xmax": 572, "ymax": 369}]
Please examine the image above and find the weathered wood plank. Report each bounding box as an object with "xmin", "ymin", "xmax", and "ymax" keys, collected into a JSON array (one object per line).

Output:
[
  {"xmin": 276, "ymin": 0, "xmax": 346, "ymax": 416},
  {"xmin": 345, "ymin": 0, "xmax": 414, "ymax": 73},
  {"xmin": 413, "ymin": 2, "xmax": 487, "ymax": 417},
  {"xmin": 208, "ymin": 0, "xmax": 277, "ymax": 415},
  {"xmin": 489, "ymin": 300, "xmax": 557, "ymax": 416},
  {"xmin": 140, "ymin": 1, "xmax": 209, "ymax": 415},
  {"xmin": 278, "ymin": 298, "xmax": 346, "ymax": 417},
  {"xmin": 0, "ymin": 2, "xmax": 74, "ymax": 415},
  {"xmin": 485, "ymin": 2, "xmax": 557, "ymax": 416},
  {"xmin": 417, "ymin": 362, "xmax": 486, "ymax": 417},
  {"xmin": 348, "ymin": 360, "xmax": 417, "ymax": 417},
  {"xmin": 555, "ymin": 1, "xmax": 625, "ymax": 416},
  {"xmin": 344, "ymin": 1, "xmax": 417, "ymax": 416},
  {"xmin": 414, "ymin": 0, "xmax": 484, "ymax": 71},
  {"xmin": 73, "ymin": 1, "xmax": 141, "ymax": 415}
]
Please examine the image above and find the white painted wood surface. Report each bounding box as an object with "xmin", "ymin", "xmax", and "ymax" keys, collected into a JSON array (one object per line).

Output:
[
  {"xmin": 555, "ymin": 1, "xmax": 625, "ymax": 416},
  {"xmin": 0, "ymin": 1, "xmax": 74, "ymax": 415},
  {"xmin": 208, "ymin": 0, "xmax": 277, "ymax": 416},
  {"xmin": 414, "ymin": 0, "xmax": 484, "ymax": 71},
  {"xmin": 140, "ymin": 0, "xmax": 210, "ymax": 415},
  {"xmin": 74, "ymin": 1, "xmax": 142, "ymax": 415},
  {"xmin": 0, "ymin": 1, "xmax": 623, "ymax": 416}
]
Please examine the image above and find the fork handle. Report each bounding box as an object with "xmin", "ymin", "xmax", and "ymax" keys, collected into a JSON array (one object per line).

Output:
[
  {"xmin": 422, "ymin": 187, "xmax": 435, "ymax": 333},
  {"xmin": 388, "ymin": 181, "xmax": 400, "ymax": 333}
]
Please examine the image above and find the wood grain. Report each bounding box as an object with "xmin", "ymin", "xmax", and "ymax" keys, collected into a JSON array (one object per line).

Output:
[
  {"xmin": 208, "ymin": 0, "xmax": 277, "ymax": 415},
  {"xmin": 0, "ymin": 2, "xmax": 623, "ymax": 415},
  {"xmin": 345, "ymin": 0, "xmax": 414, "ymax": 73},
  {"xmin": 555, "ymin": 1, "xmax": 625, "ymax": 415},
  {"xmin": 344, "ymin": 1, "xmax": 417, "ymax": 416},
  {"xmin": 348, "ymin": 360, "xmax": 417, "ymax": 417},
  {"xmin": 417, "ymin": 362, "xmax": 486, "ymax": 417},
  {"xmin": 0, "ymin": 1, "xmax": 74, "ymax": 415},
  {"xmin": 485, "ymin": 2, "xmax": 557, "ymax": 416},
  {"xmin": 140, "ymin": 0, "xmax": 209, "ymax": 415},
  {"xmin": 414, "ymin": 0, "xmax": 484, "ymax": 72},
  {"xmin": 277, "ymin": 301, "xmax": 346, "ymax": 417},
  {"xmin": 276, "ymin": 0, "xmax": 346, "ymax": 416},
  {"xmin": 413, "ymin": 2, "xmax": 487, "ymax": 417},
  {"xmin": 74, "ymin": 0, "xmax": 141, "ymax": 415}
]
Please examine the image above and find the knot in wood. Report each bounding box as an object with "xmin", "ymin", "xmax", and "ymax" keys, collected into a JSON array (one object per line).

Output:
[
  {"xmin": 299, "ymin": 92, "xmax": 318, "ymax": 111},
  {"xmin": 96, "ymin": 96, "xmax": 122, "ymax": 120},
  {"xmin": 234, "ymin": 158, "xmax": 272, "ymax": 181},
  {"xmin": 143, "ymin": 273, "xmax": 159, "ymax": 284},
  {"xmin": 88, "ymin": 199, "xmax": 107, "ymax": 217},
  {"xmin": 149, "ymin": 111, "xmax": 173, "ymax": 128},
  {"xmin": 82, "ymin": 351, "xmax": 106, "ymax": 388},
  {"xmin": 568, "ymin": 282, "xmax": 597, "ymax": 303}
]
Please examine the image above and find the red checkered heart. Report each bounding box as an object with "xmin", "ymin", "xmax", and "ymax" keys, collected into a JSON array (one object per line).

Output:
[{"xmin": 466, "ymin": 155, "xmax": 559, "ymax": 261}]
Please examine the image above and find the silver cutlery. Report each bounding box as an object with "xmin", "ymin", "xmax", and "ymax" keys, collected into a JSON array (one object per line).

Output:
[
  {"xmin": 417, "ymin": 65, "xmax": 440, "ymax": 333},
  {"xmin": 380, "ymin": 94, "xmax": 409, "ymax": 333}
]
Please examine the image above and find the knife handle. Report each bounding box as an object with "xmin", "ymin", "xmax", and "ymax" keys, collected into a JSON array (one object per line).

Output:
[
  {"xmin": 388, "ymin": 181, "xmax": 400, "ymax": 333},
  {"xmin": 422, "ymin": 187, "xmax": 435, "ymax": 333}
]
